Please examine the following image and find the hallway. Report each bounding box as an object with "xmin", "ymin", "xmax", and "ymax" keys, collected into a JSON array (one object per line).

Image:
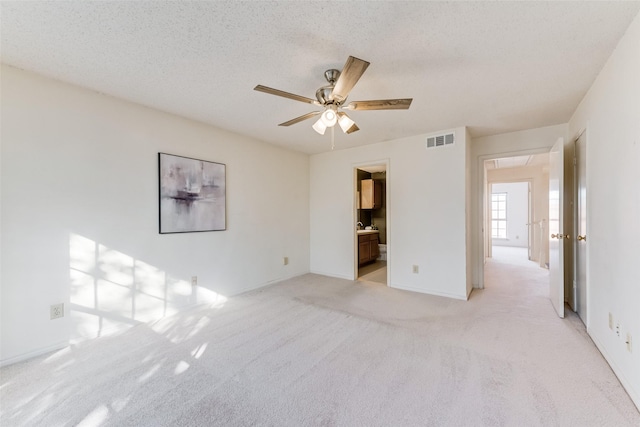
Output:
[
  {"xmin": 490, "ymin": 245, "xmax": 540, "ymax": 268},
  {"xmin": 483, "ymin": 245, "xmax": 552, "ymax": 309}
]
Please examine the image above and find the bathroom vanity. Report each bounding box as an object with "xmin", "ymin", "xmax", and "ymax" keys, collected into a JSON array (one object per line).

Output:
[{"xmin": 357, "ymin": 230, "xmax": 380, "ymax": 265}]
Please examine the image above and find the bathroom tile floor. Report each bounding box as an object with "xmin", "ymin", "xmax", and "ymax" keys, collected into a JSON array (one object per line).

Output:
[{"xmin": 358, "ymin": 261, "xmax": 387, "ymax": 285}]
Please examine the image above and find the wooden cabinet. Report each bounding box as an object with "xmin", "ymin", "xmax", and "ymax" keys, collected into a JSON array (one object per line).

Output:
[
  {"xmin": 359, "ymin": 239, "xmax": 371, "ymax": 264},
  {"xmin": 370, "ymin": 237, "xmax": 380, "ymax": 259},
  {"xmin": 360, "ymin": 179, "xmax": 382, "ymax": 209},
  {"xmin": 358, "ymin": 232, "xmax": 380, "ymax": 265}
]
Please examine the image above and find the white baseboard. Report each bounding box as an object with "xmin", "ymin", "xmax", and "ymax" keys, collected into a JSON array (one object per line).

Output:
[
  {"xmin": 389, "ymin": 283, "xmax": 468, "ymax": 300},
  {"xmin": 309, "ymin": 270, "xmax": 353, "ymax": 281},
  {"xmin": 233, "ymin": 271, "xmax": 310, "ymax": 296},
  {"xmin": 466, "ymin": 285, "xmax": 474, "ymax": 299},
  {"xmin": 590, "ymin": 333, "xmax": 640, "ymax": 411},
  {"xmin": 0, "ymin": 341, "xmax": 69, "ymax": 368}
]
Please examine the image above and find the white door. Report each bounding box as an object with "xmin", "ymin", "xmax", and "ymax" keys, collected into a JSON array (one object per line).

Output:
[
  {"xmin": 549, "ymin": 138, "xmax": 565, "ymax": 318},
  {"xmin": 575, "ymin": 133, "xmax": 587, "ymax": 324}
]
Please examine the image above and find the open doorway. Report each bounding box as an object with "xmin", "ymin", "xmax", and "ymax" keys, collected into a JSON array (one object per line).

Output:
[
  {"xmin": 484, "ymin": 153, "xmax": 550, "ymax": 276},
  {"xmin": 490, "ymin": 181, "xmax": 531, "ymax": 265},
  {"xmin": 354, "ymin": 163, "xmax": 388, "ymax": 285}
]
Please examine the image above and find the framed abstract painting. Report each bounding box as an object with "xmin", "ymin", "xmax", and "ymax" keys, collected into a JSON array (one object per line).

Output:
[{"xmin": 158, "ymin": 153, "xmax": 226, "ymax": 233}]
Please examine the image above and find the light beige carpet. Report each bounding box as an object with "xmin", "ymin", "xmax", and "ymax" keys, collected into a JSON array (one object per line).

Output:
[
  {"xmin": 490, "ymin": 245, "xmax": 537, "ymax": 268},
  {"xmin": 1, "ymin": 259, "xmax": 638, "ymax": 426}
]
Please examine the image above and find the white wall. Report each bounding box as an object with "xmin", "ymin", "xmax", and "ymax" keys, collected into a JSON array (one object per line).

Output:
[
  {"xmin": 490, "ymin": 182, "xmax": 529, "ymax": 248},
  {"xmin": 310, "ymin": 127, "xmax": 470, "ymax": 300},
  {"xmin": 470, "ymin": 124, "xmax": 567, "ymax": 287},
  {"xmin": 568, "ymin": 11, "xmax": 640, "ymax": 408},
  {"xmin": 0, "ymin": 66, "xmax": 310, "ymax": 365}
]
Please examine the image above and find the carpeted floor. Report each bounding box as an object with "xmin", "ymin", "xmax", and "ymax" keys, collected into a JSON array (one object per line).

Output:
[
  {"xmin": 1, "ymin": 256, "xmax": 638, "ymax": 426},
  {"xmin": 490, "ymin": 245, "xmax": 537, "ymax": 268}
]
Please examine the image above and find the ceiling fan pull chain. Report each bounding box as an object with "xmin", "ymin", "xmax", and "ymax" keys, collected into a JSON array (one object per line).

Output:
[{"xmin": 331, "ymin": 126, "xmax": 335, "ymax": 150}]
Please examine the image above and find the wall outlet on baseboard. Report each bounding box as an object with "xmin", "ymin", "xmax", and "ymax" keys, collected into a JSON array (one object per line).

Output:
[
  {"xmin": 191, "ymin": 276, "xmax": 198, "ymax": 286},
  {"xmin": 50, "ymin": 303, "xmax": 64, "ymax": 320},
  {"xmin": 283, "ymin": 257, "xmax": 289, "ymax": 266},
  {"xmin": 412, "ymin": 265, "xmax": 419, "ymax": 274}
]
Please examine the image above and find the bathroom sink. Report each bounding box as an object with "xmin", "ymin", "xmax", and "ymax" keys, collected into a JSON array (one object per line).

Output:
[{"xmin": 356, "ymin": 229, "xmax": 379, "ymax": 234}]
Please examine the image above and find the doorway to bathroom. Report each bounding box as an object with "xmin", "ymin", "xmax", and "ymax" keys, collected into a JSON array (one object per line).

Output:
[{"xmin": 354, "ymin": 162, "xmax": 388, "ymax": 285}]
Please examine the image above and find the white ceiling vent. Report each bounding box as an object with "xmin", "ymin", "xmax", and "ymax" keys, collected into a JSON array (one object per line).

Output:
[{"xmin": 426, "ymin": 132, "xmax": 455, "ymax": 149}]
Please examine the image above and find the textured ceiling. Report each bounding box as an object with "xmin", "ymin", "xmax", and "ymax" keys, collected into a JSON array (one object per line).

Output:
[{"xmin": 2, "ymin": 1, "xmax": 639, "ymax": 154}]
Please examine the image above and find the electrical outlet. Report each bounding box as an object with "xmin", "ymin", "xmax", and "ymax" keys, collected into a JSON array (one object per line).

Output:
[
  {"xmin": 412, "ymin": 265, "xmax": 419, "ymax": 274},
  {"xmin": 283, "ymin": 257, "xmax": 289, "ymax": 266},
  {"xmin": 191, "ymin": 276, "xmax": 198, "ymax": 286},
  {"xmin": 50, "ymin": 303, "xmax": 64, "ymax": 320},
  {"xmin": 609, "ymin": 312, "xmax": 613, "ymax": 330},
  {"xmin": 626, "ymin": 333, "xmax": 633, "ymax": 353}
]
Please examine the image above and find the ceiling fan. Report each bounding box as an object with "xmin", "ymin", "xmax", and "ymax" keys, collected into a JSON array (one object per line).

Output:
[{"xmin": 254, "ymin": 56, "xmax": 412, "ymax": 137}]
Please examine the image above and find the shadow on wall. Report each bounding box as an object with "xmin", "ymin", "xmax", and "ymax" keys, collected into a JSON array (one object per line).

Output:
[{"xmin": 69, "ymin": 233, "xmax": 227, "ymax": 341}]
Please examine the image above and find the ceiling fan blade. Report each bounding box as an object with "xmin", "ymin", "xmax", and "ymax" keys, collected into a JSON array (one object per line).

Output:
[
  {"xmin": 278, "ymin": 111, "xmax": 321, "ymax": 126},
  {"xmin": 254, "ymin": 85, "xmax": 319, "ymax": 105},
  {"xmin": 330, "ymin": 56, "xmax": 370, "ymax": 103},
  {"xmin": 344, "ymin": 98, "xmax": 413, "ymax": 111}
]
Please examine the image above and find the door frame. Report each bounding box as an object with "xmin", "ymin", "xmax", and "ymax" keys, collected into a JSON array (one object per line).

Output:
[
  {"xmin": 476, "ymin": 148, "xmax": 550, "ymax": 289},
  {"xmin": 352, "ymin": 159, "xmax": 390, "ymax": 285}
]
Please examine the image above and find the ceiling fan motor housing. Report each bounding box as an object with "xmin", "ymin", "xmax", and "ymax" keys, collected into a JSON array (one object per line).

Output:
[{"xmin": 315, "ymin": 85, "xmax": 334, "ymax": 105}]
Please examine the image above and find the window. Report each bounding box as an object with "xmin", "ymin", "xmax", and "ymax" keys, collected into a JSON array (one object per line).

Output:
[{"xmin": 491, "ymin": 192, "xmax": 507, "ymax": 239}]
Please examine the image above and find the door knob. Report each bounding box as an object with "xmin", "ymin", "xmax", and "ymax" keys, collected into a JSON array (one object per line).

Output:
[
  {"xmin": 577, "ymin": 235, "xmax": 586, "ymax": 241},
  {"xmin": 564, "ymin": 234, "xmax": 571, "ymax": 239},
  {"xmin": 551, "ymin": 234, "xmax": 558, "ymax": 239}
]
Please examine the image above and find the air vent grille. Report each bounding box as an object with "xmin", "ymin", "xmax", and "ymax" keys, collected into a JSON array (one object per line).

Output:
[{"xmin": 426, "ymin": 132, "xmax": 455, "ymax": 149}]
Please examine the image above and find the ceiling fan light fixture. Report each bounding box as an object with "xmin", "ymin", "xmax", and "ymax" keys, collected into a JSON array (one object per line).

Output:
[
  {"xmin": 312, "ymin": 117, "xmax": 327, "ymax": 135},
  {"xmin": 337, "ymin": 113, "xmax": 356, "ymax": 133},
  {"xmin": 320, "ymin": 108, "xmax": 338, "ymax": 127}
]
